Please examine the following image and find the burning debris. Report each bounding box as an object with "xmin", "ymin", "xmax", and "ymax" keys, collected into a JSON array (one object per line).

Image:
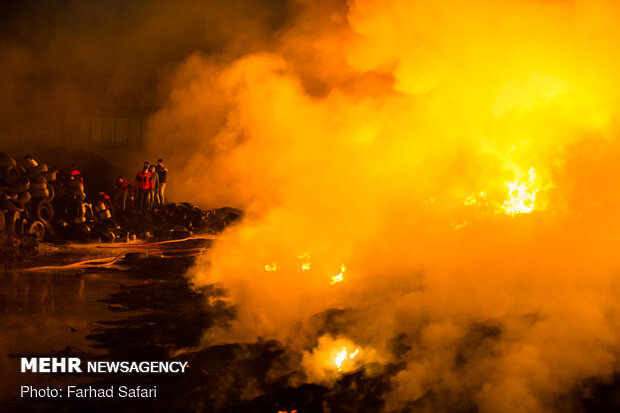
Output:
[
  {"xmin": 3, "ymin": 0, "xmax": 620, "ymax": 411},
  {"xmin": 330, "ymin": 265, "xmax": 345, "ymax": 285},
  {"xmin": 501, "ymin": 167, "xmax": 541, "ymax": 216},
  {"xmin": 173, "ymin": 1, "xmax": 620, "ymax": 411}
]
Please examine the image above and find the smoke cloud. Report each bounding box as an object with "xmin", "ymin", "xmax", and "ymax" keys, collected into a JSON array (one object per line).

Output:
[{"xmin": 154, "ymin": 0, "xmax": 620, "ymax": 411}]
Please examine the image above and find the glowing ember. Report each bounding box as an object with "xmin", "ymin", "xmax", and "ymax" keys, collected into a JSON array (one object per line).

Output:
[
  {"xmin": 330, "ymin": 265, "xmax": 346, "ymax": 284},
  {"xmin": 300, "ymin": 335, "xmax": 374, "ymax": 383},
  {"xmin": 464, "ymin": 192, "xmax": 486, "ymax": 206},
  {"xmin": 265, "ymin": 263, "xmax": 279, "ymax": 272},
  {"xmin": 452, "ymin": 220, "xmax": 468, "ymax": 230},
  {"xmin": 298, "ymin": 252, "xmax": 311, "ymax": 271},
  {"xmin": 333, "ymin": 347, "xmax": 361, "ymax": 371},
  {"xmin": 501, "ymin": 167, "xmax": 539, "ymax": 216},
  {"xmin": 334, "ymin": 348, "xmax": 348, "ymax": 370}
]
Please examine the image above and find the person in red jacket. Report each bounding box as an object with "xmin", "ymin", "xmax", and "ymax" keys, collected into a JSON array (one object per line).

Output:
[
  {"xmin": 134, "ymin": 166, "xmax": 152, "ymax": 212},
  {"xmin": 70, "ymin": 164, "xmax": 84, "ymax": 185},
  {"xmin": 112, "ymin": 176, "xmax": 131, "ymax": 213}
]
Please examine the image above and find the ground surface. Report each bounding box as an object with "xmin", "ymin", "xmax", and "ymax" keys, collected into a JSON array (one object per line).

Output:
[{"xmin": 1, "ymin": 244, "xmax": 619, "ymax": 413}]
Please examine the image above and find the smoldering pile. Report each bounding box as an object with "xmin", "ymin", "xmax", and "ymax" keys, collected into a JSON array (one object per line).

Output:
[{"xmin": 0, "ymin": 151, "xmax": 242, "ymax": 261}]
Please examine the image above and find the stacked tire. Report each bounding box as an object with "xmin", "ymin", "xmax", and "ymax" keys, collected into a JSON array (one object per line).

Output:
[
  {"xmin": 0, "ymin": 152, "xmax": 50, "ymax": 242},
  {"xmin": 149, "ymin": 202, "xmax": 209, "ymax": 239}
]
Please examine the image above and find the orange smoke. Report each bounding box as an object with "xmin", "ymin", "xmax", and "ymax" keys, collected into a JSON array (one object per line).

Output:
[{"xmin": 148, "ymin": 0, "xmax": 620, "ymax": 411}]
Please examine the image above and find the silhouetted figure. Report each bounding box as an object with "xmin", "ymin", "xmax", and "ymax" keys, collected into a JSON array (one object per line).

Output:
[
  {"xmin": 148, "ymin": 165, "xmax": 159, "ymax": 210},
  {"xmin": 156, "ymin": 159, "xmax": 168, "ymax": 206},
  {"xmin": 134, "ymin": 166, "xmax": 152, "ymax": 212},
  {"xmin": 113, "ymin": 176, "xmax": 131, "ymax": 213}
]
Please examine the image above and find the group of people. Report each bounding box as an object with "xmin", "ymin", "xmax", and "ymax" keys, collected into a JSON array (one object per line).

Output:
[
  {"xmin": 22, "ymin": 154, "xmax": 169, "ymax": 216},
  {"xmin": 112, "ymin": 159, "xmax": 168, "ymax": 214}
]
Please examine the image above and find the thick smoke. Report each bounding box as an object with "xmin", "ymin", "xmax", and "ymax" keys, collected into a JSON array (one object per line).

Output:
[{"xmin": 147, "ymin": 0, "xmax": 620, "ymax": 411}]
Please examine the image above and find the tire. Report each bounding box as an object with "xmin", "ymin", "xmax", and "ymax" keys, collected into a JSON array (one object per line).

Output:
[
  {"xmin": 4, "ymin": 210, "xmax": 21, "ymax": 236},
  {"xmin": 1, "ymin": 197, "xmax": 24, "ymax": 212},
  {"xmin": 27, "ymin": 163, "xmax": 48, "ymax": 177},
  {"xmin": 6, "ymin": 171, "xmax": 30, "ymax": 193},
  {"xmin": 30, "ymin": 174, "xmax": 47, "ymax": 184},
  {"xmin": 64, "ymin": 180, "xmax": 84, "ymax": 193},
  {"xmin": 93, "ymin": 201, "xmax": 107, "ymax": 214},
  {"xmin": 177, "ymin": 203, "xmax": 192, "ymax": 214},
  {"xmin": 0, "ymin": 186, "xmax": 18, "ymax": 199},
  {"xmin": 167, "ymin": 204, "xmax": 186, "ymax": 221},
  {"xmin": 30, "ymin": 182, "xmax": 47, "ymax": 190},
  {"xmin": 17, "ymin": 191, "xmax": 31, "ymax": 205},
  {"xmin": 100, "ymin": 229, "xmax": 115, "ymax": 243},
  {"xmin": 29, "ymin": 187, "xmax": 50, "ymax": 198},
  {"xmin": 72, "ymin": 223, "xmax": 92, "ymax": 242},
  {"xmin": 65, "ymin": 199, "xmax": 85, "ymax": 219},
  {"xmin": 40, "ymin": 171, "xmax": 56, "ymax": 182},
  {"xmin": 189, "ymin": 208, "xmax": 204, "ymax": 227},
  {"xmin": 27, "ymin": 220, "xmax": 46, "ymax": 241},
  {"xmin": 46, "ymin": 182, "xmax": 55, "ymax": 201},
  {"xmin": 153, "ymin": 207, "xmax": 168, "ymax": 218},
  {"xmin": 55, "ymin": 190, "xmax": 75, "ymax": 202},
  {"xmin": 32, "ymin": 199, "xmax": 54, "ymax": 221},
  {"xmin": 96, "ymin": 210, "xmax": 112, "ymax": 221},
  {"xmin": 16, "ymin": 218, "xmax": 27, "ymax": 237},
  {"xmin": 0, "ymin": 152, "xmax": 16, "ymax": 168},
  {"xmin": 67, "ymin": 216, "xmax": 86, "ymax": 224},
  {"xmin": 179, "ymin": 217, "xmax": 193, "ymax": 230}
]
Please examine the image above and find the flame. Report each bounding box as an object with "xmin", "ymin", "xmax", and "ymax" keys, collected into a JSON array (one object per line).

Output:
[
  {"xmin": 264, "ymin": 263, "xmax": 279, "ymax": 272},
  {"xmin": 301, "ymin": 335, "xmax": 368, "ymax": 382},
  {"xmin": 501, "ymin": 167, "xmax": 540, "ymax": 216},
  {"xmin": 334, "ymin": 348, "xmax": 348, "ymax": 370},
  {"xmin": 451, "ymin": 220, "xmax": 468, "ymax": 230},
  {"xmin": 330, "ymin": 264, "xmax": 346, "ymax": 285},
  {"xmin": 298, "ymin": 252, "xmax": 312, "ymax": 271},
  {"xmin": 334, "ymin": 347, "xmax": 361, "ymax": 371},
  {"xmin": 173, "ymin": 1, "xmax": 620, "ymax": 410},
  {"xmin": 464, "ymin": 192, "xmax": 486, "ymax": 207}
]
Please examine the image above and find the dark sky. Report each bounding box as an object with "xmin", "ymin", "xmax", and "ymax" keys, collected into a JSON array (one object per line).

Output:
[{"xmin": 0, "ymin": 0, "xmax": 289, "ymax": 118}]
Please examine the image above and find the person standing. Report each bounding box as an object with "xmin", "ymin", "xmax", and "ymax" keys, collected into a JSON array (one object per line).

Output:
[
  {"xmin": 134, "ymin": 166, "xmax": 151, "ymax": 212},
  {"xmin": 113, "ymin": 176, "xmax": 130, "ymax": 213},
  {"xmin": 148, "ymin": 165, "xmax": 159, "ymax": 210},
  {"xmin": 156, "ymin": 159, "xmax": 168, "ymax": 206}
]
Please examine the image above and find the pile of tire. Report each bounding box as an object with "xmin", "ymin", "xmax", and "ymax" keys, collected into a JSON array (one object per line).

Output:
[
  {"xmin": 0, "ymin": 152, "xmax": 121, "ymax": 244},
  {"xmin": 0, "ymin": 152, "xmax": 53, "ymax": 242},
  {"xmin": 203, "ymin": 207, "xmax": 243, "ymax": 234},
  {"xmin": 1, "ymin": 151, "xmax": 244, "ymax": 246},
  {"xmin": 52, "ymin": 179, "xmax": 122, "ymax": 243},
  {"xmin": 151, "ymin": 202, "xmax": 207, "ymax": 239}
]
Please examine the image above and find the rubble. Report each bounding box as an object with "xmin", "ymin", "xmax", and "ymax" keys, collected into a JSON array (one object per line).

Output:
[{"xmin": 0, "ymin": 152, "xmax": 242, "ymax": 260}]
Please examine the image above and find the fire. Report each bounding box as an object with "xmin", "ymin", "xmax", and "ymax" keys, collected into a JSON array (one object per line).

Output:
[
  {"xmin": 464, "ymin": 192, "xmax": 486, "ymax": 207},
  {"xmin": 301, "ymin": 335, "xmax": 370, "ymax": 383},
  {"xmin": 298, "ymin": 252, "xmax": 311, "ymax": 271},
  {"xmin": 333, "ymin": 347, "xmax": 360, "ymax": 371},
  {"xmin": 330, "ymin": 265, "xmax": 346, "ymax": 285},
  {"xmin": 175, "ymin": 0, "xmax": 620, "ymax": 410},
  {"xmin": 264, "ymin": 263, "xmax": 279, "ymax": 272},
  {"xmin": 501, "ymin": 167, "xmax": 540, "ymax": 216}
]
